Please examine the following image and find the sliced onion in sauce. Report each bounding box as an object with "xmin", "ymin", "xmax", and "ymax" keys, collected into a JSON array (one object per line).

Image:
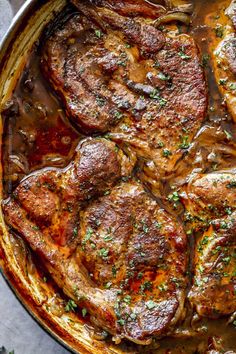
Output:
[
  {"xmin": 9, "ymin": 154, "xmax": 29, "ymax": 174},
  {"xmin": 154, "ymin": 11, "xmax": 191, "ymax": 27}
]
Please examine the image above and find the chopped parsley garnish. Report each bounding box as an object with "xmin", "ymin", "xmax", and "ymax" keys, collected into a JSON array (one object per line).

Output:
[
  {"xmin": 227, "ymin": 180, "xmax": 236, "ymax": 188},
  {"xmin": 114, "ymin": 110, "xmax": 123, "ymax": 121},
  {"xmin": 222, "ymin": 256, "xmax": 231, "ymax": 264},
  {"xmin": 95, "ymin": 29, "xmax": 103, "ymax": 38},
  {"xmin": 149, "ymin": 89, "xmax": 167, "ymax": 106},
  {"xmin": 150, "ymin": 89, "xmax": 159, "ymax": 99},
  {"xmin": 82, "ymin": 308, "xmax": 87, "ymax": 317},
  {"xmin": 229, "ymin": 83, "xmax": 236, "ymax": 90},
  {"xmin": 104, "ymin": 234, "xmax": 113, "ymax": 242},
  {"xmin": 157, "ymin": 72, "xmax": 170, "ymax": 81},
  {"xmin": 65, "ymin": 299, "xmax": 77, "ymax": 312},
  {"xmin": 117, "ymin": 319, "xmax": 125, "ymax": 326},
  {"xmin": 140, "ymin": 280, "xmax": 153, "ymax": 292},
  {"xmin": 168, "ymin": 191, "xmax": 180, "ymax": 203},
  {"xmin": 82, "ymin": 227, "xmax": 93, "ymax": 245},
  {"xmin": 159, "ymin": 97, "xmax": 167, "ymax": 107},
  {"xmin": 104, "ymin": 282, "xmax": 112, "ymax": 289},
  {"xmin": 162, "ymin": 149, "xmax": 172, "ymax": 158},
  {"xmin": 225, "ymin": 207, "xmax": 232, "ymax": 215},
  {"xmin": 98, "ymin": 248, "xmax": 109, "ymax": 259},
  {"xmin": 219, "ymin": 78, "xmax": 227, "ymax": 86},
  {"xmin": 137, "ymin": 272, "xmax": 143, "ymax": 279},
  {"xmin": 130, "ymin": 313, "xmax": 137, "ymax": 320},
  {"xmin": 224, "ymin": 130, "xmax": 232, "ymax": 140},
  {"xmin": 215, "ymin": 25, "xmax": 224, "ymax": 38},
  {"xmin": 73, "ymin": 226, "xmax": 78, "ymax": 237},
  {"xmin": 157, "ymin": 141, "xmax": 164, "ymax": 148},
  {"xmin": 123, "ymin": 295, "xmax": 131, "ymax": 304},
  {"xmin": 112, "ymin": 266, "xmax": 117, "ymax": 277},
  {"xmin": 154, "ymin": 221, "xmax": 162, "ymax": 229},
  {"xmin": 146, "ymin": 300, "xmax": 156, "ymax": 310},
  {"xmin": 158, "ymin": 282, "xmax": 168, "ymax": 292},
  {"xmin": 178, "ymin": 50, "xmax": 191, "ymax": 60},
  {"xmin": 220, "ymin": 220, "xmax": 229, "ymax": 229},
  {"xmin": 179, "ymin": 135, "xmax": 190, "ymax": 149},
  {"xmin": 142, "ymin": 223, "xmax": 149, "ymax": 233},
  {"xmin": 32, "ymin": 225, "xmax": 39, "ymax": 231}
]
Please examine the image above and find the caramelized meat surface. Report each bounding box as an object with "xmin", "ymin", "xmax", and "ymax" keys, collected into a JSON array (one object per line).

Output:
[
  {"xmin": 42, "ymin": 0, "xmax": 207, "ymax": 176},
  {"xmin": 181, "ymin": 171, "xmax": 236, "ymax": 317},
  {"xmin": 212, "ymin": 0, "xmax": 236, "ymax": 121},
  {"xmin": 2, "ymin": 140, "xmax": 187, "ymax": 344}
]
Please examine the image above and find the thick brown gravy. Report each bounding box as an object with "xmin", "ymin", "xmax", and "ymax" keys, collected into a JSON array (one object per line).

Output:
[{"xmin": 1, "ymin": 0, "xmax": 236, "ymax": 353}]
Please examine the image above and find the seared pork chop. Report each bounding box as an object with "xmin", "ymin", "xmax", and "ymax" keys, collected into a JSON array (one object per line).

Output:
[
  {"xmin": 41, "ymin": 0, "xmax": 207, "ymax": 178},
  {"xmin": 2, "ymin": 138, "xmax": 187, "ymax": 344},
  {"xmin": 181, "ymin": 171, "xmax": 236, "ymax": 317},
  {"xmin": 211, "ymin": 0, "xmax": 236, "ymax": 121}
]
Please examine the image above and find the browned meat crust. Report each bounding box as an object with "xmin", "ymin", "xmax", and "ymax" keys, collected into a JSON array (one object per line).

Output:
[
  {"xmin": 2, "ymin": 138, "xmax": 187, "ymax": 344},
  {"xmin": 181, "ymin": 172, "xmax": 236, "ymax": 317},
  {"xmin": 41, "ymin": 0, "xmax": 207, "ymax": 176},
  {"xmin": 212, "ymin": 0, "xmax": 236, "ymax": 121},
  {"xmin": 189, "ymin": 218, "xmax": 236, "ymax": 317}
]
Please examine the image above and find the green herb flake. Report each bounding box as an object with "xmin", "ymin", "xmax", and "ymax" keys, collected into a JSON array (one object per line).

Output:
[
  {"xmin": 104, "ymin": 234, "xmax": 113, "ymax": 242},
  {"xmin": 143, "ymin": 224, "xmax": 149, "ymax": 233},
  {"xmin": 114, "ymin": 110, "xmax": 123, "ymax": 121},
  {"xmin": 168, "ymin": 191, "xmax": 180, "ymax": 203},
  {"xmin": 146, "ymin": 300, "xmax": 157, "ymax": 310},
  {"xmin": 130, "ymin": 313, "xmax": 137, "ymax": 320},
  {"xmin": 123, "ymin": 295, "xmax": 132, "ymax": 304},
  {"xmin": 82, "ymin": 227, "xmax": 93, "ymax": 245},
  {"xmin": 154, "ymin": 221, "xmax": 162, "ymax": 229},
  {"xmin": 104, "ymin": 282, "xmax": 112, "ymax": 289},
  {"xmin": 98, "ymin": 248, "xmax": 109, "ymax": 259},
  {"xmin": 117, "ymin": 318, "xmax": 125, "ymax": 326},
  {"xmin": 219, "ymin": 78, "xmax": 228, "ymax": 86},
  {"xmin": 73, "ymin": 226, "xmax": 78, "ymax": 237},
  {"xmin": 222, "ymin": 256, "xmax": 231, "ymax": 264},
  {"xmin": 158, "ymin": 97, "xmax": 168, "ymax": 107},
  {"xmin": 95, "ymin": 29, "xmax": 103, "ymax": 38},
  {"xmin": 158, "ymin": 282, "xmax": 168, "ymax": 292},
  {"xmin": 178, "ymin": 50, "xmax": 191, "ymax": 60},
  {"xmin": 162, "ymin": 149, "xmax": 172, "ymax": 158},
  {"xmin": 215, "ymin": 25, "xmax": 224, "ymax": 38},
  {"xmin": 150, "ymin": 89, "xmax": 159, "ymax": 99},
  {"xmin": 65, "ymin": 299, "xmax": 77, "ymax": 312},
  {"xmin": 32, "ymin": 225, "xmax": 40, "ymax": 231},
  {"xmin": 227, "ymin": 180, "xmax": 236, "ymax": 188},
  {"xmin": 137, "ymin": 272, "xmax": 143, "ymax": 279},
  {"xmin": 179, "ymin": 135, "xmax": 190, "ymax": 149},
  {"xmin": 157, "ymin": 72, "xmax": 170, "ymax": 81},
  {"xmin": 112, "ymin": 266, "xmax": 117, "ymax": 277},
  {"xmin": 82, "ymin": 308, "xmax": 87, "ymax": 317},
  {"xmin": 229, "ymin": 83, "xmax": 236, "ymax": 90}
]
